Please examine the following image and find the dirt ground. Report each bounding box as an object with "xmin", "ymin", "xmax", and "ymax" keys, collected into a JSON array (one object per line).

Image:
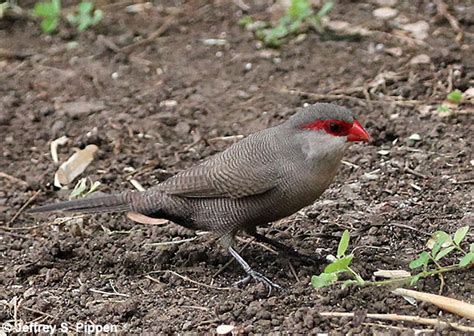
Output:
[{"xmin": 1, "ymin": 0, "xmax": 473, "ymax": 334}]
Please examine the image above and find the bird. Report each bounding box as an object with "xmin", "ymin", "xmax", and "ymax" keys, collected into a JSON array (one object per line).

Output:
[{"xmin": 29, "ymin": 103, "xmax": 369, "ymax": 292}]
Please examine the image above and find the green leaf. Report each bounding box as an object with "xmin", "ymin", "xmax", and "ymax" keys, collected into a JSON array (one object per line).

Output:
[
  {"xmin": 409, "ymin": 251, "xmax": 430, "ymax": 269},
  {"xmin": 78, "ymin": 1, "xmax": 93, "ymax": 14},
  {"xmin": 0, "ymin": 2, "xmax": 9, "ymax": 19},
  {"xmin": 311, "ymin": 272, "xmax": 338, "ymax": 289},
  {"xmin": 431, "ymin": 242, "xmax": 442, "ymax": 259},
  {"xmin": 34, "ymin": 2, "xmax": 53, "ymax": 17},
  {"xmin": 88, "ymin": 181, "xmax": 101, "ymax": 194},
  {"xmin": 288, "ymin": 0, "xmax": 312, "ymax": 20},
  {"xmin": 453, "ymin": 226, "xmax": 469, "ymax": 245},
  {"xmin": 288, "ymin": 19, "xmax": 302, "ymax": 34},
  {"xmin": 92, "ymin": 9, "xmax": 103, "ymax": 24},
  {"xmin": 459, "ymin": 252, "xmax": 474, "ymax": 267},
  {"xmin": 470, "ymin": 243, "xmax": 474, "ymax": 253},
  {"xmin": 316, "ymin": 1, "xmax": 334, "ymax": 19},
  {"xmin": 269, "ymin": 25, "xmax": 289, "ymax": 39},
  {"xmin": 53, "ymin": 0, "xmax": 61, "ymax": 12},
  {"xmin": 436, "ymin": 105, "xmax": 451, "ymax": 114},
  {"xmin": 435, "ymin": 245, "xmax": 456, "ymax": 261},
  {"xmin": 77, "ymin": 19, "xmax": 90, "ymax": 31},
  {"xmin": 238, "ymin": 16, "xmax": 253, "ymax": 27},
  {"xmin": 324, "ymin": 255, "xmax": 353, "ymax": 273},
  {"xmin": 337, "ymin": 229, "xmax": 350, "ymax": 258},
  {"xmin": 41, "ymin": 16, "xmax": 58, "ymax": 33},
  {"xmin": 447, "ymin": 90, "xmax": 463, "ymax": 104},
  {"xmin": 70, "ymin": 178, "xmax": 88, "ymax": 199},
  {"xmin": 433, "ymin": 231, "xmax": 453, "ymax": 246}
]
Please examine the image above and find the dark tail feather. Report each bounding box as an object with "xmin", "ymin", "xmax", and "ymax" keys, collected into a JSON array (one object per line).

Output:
[{"xmin": 28, "ymin": 193, "xmax": 131, "ymax": 214}]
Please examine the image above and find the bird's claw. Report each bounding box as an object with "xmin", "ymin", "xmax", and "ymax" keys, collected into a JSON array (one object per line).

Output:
[{"xmin": 234, "ymin": 270, "xmax": 282, "ymax": 295}]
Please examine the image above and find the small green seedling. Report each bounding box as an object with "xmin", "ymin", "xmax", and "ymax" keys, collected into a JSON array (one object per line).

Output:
[
  {"xmin": 436, "ymin": 105, "xmax": 451, "ymax": 114},
  {"xmin": 67, "ymin": 1, "xmax": 102, "ymax": 32},
  {"xmin": 446, "ymin": 89, "xmax": 463, "ymax": 104},
  {"xmin": 312, "ymin": 226, "xmax": 472, "ymax": 290},
  {"xmin": 409, "ymin": 226, "xmax": 473, "ymax": 285},
  {"xmin": 0, "ymin": 2, "xmax": 10, "ymax": 18},
  {"xmin": 311, "ymin": 230, "xmax": 364, "ymax": 288},
  {"xmin": 70, "ymin": 177, "xmax": 101, "ymax": 199},
  {"xmin": 34, "ymin": 0, "xmax": 61, "ymax": 34},
  {"xmin": 240, "ymin": 0, "xmax": 333, "ymax": 47},
  {"xmin": 437, "ymin": 89, "xmax": 464, "ymax": 115}
]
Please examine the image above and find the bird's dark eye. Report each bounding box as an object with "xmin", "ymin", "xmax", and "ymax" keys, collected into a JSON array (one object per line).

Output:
[{"xmin": 329, "ymin": 122, "xmax": 341, "ymax": 133}]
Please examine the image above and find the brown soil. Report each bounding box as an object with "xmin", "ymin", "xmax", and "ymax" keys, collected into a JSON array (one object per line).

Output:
[{"xmin": 1, "ymin": 0, "xmax": 473, "ymax": 334}]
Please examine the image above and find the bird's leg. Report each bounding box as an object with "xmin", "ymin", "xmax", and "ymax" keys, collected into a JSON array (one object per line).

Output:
[
  {"xmin": 228, "ymin": 246, "xmax": 282, "ymax": 294},
  {"xmin": 247, "ymin": 229, "xmax": 324, "ymax": 265}
]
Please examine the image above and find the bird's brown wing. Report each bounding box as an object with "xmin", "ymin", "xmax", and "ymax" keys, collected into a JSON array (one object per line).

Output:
[{"xmin": 155, "ymin": 133, "xmax": 280, "ymax": 198}]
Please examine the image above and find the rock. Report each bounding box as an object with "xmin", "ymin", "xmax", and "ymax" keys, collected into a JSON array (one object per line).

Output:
[
  {"xmin": 400, "ymin": 21, "xmax": 430, "ymax": 40},
  {"xmin": 375, "ymin": 0, "xmax": 398, "ymax": 6},
  {"xmin": 51, "ymin": 119, "xmax": 66, "ymax": 136},
  {"xmin": 410, "ymin": 54, "xmax": 431, "ymax": 65},
  {"xmin": 257, "ymin": 49, "xmax": 280, "ymax": 59},
  {"xmin": 464, "ymin": 87, "xmax": 474, "ymax": 99},
  {"xmin": 159, "ymin": 100, "xmax": 177, "ymax": 108},
  {"xmin": 23, "ymin": 287, "xmax": 36, "ymax": 299},
  {"xmin": 182, "ymin": 322, "xmax": 192, "ymax": 330},
  {"xmin": 202, "ymin": 38, "xmax": 227, "ymax": 46},
  {"xmin": 174, "ymin": 121, "xmax": 191, "ymax": 135},
  {"xmin": 385, "ymin": 47, "xmax": 403, "ymax": 57},
  {"xmin": 373, "ymin": 7, "xmax": 398, "ymax": 19},
  {"xmin": 237, "ymin": 90, "xmax": 250, "ymax": 100},
  {"xmin": 216, "ymin": 325, "xmax": 235, "ymax": 335},
  {"xmin": 60, "ymin": 101, "xmax": 106, "ymax": 118}
]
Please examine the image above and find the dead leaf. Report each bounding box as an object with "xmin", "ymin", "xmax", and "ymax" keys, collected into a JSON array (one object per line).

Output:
[
  {"xmin": 54, "ymin": 144, "xmax": 99, "ymax": 188},
  {"xmin": 127, "ymin": 212, "xmax": 168, "ymax": 225}
]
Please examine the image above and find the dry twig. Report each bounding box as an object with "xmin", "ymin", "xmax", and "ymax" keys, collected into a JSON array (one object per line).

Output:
[
  {"xmin": 0, "ymin": 172, "xmax": 28, "ymax": 186},
  {"xmin": 120, "ymin": 16, "xmax": 175, "ymax": 54},
  {"xmin": 434, "ymin": 0, "xmax": 464, "ymax": 41},
  {"xmin": 393, "ymin": 288, "xmax": 474, "ymax": 320},
  {"xmin": 7, "ymin": 190, "xmax": 41, "ymax": 226},
  {"xmin": 319, "ymin": 312, "xmax": 474, "ymax": 332},
  {"xmin": 147, "ymin": 272, "xmax": 233, "ymax": 291}
]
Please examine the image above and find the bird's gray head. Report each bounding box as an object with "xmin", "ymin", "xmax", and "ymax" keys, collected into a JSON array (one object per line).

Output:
[
  {"xmin": 285, "ymin": 103, "xmax": 369, "ymax": 144},
  {"xmin": 282, "ymin": 103, "xmax": 369, "ymax": 171}
]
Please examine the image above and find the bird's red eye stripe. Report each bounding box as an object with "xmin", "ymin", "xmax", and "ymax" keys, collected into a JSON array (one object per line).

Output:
[{"xmin": 301, "ymin": 119, "xmax": 353, "ymax": 137}]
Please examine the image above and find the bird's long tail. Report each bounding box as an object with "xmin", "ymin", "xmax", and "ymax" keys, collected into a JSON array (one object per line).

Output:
[{"xmin": 28, "ymin": 192, "xmax": 137, "ymax": 214}]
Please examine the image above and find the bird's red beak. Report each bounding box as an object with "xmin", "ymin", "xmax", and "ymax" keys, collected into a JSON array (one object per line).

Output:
[{"xmin": 347, "ymin": 120, "xmax": 369, "ymax": 142}]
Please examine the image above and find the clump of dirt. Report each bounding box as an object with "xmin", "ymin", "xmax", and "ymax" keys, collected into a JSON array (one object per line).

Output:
[{"xmin": 1, "ymin": 0, "xmax": 473, "ymax": 333}]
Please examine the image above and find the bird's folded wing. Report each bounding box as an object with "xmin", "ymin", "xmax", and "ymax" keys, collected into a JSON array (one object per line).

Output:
[{"xmin": 155, "ymin": 142, "xmax": 280, "ymax": 198}]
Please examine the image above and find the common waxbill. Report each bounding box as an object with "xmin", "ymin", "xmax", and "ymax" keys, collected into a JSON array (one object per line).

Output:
[{"xmin": 30, "ymin": 103, "xmax": 369, "ymax": 291}]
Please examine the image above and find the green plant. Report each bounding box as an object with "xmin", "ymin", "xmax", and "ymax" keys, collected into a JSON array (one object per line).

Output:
[
  {"xmin": 409, "ymin": 227, "xmax": 474, "ymax": 284},
  {"xmin": 437, "ymin": 89, "xmax": 464, "ymax": 115},
  {"xmin": 311, "ymin": 226, "xmax": 473, "ymax": 289},
  {"xmin": 34, "ymin": 0, "xmax": 61, "ymax": 34},
  {"xmin": 240, "ymin": 0, "xmax": 333, "ymax": 47},
  {"xmin": 311, "ymin": 230, "xmax": 364, "ymax": 288},
  {"xmin": 0, "ymin": 2, "xmax": 9, "ymax": 18},
  {"xmin": 70, "ymin": 177, "xmax": 101, "ymax": 199},
  {"xmin": 446, "ymin": 89, "xmax": 463, "ymax": 104},
  {"xmin": 67, "ymin": 1, "xmax": 102, "ymax": 32}
]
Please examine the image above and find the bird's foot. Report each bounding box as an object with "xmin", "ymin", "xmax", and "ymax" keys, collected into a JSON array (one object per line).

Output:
[
  {"xmin": 249, "ymin": 232, "xmax": 324, "ymax": 265},
  {"xmin": 228, "ymin": 246, "xmax": 282, "ymax": 295},
  {"xmin": 234, "ymin": 270, "xmax": 282, "ymax": 295},
  {"xmin": 286, "ymin": 250, "xmax": 325, "ymax": 265}
]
